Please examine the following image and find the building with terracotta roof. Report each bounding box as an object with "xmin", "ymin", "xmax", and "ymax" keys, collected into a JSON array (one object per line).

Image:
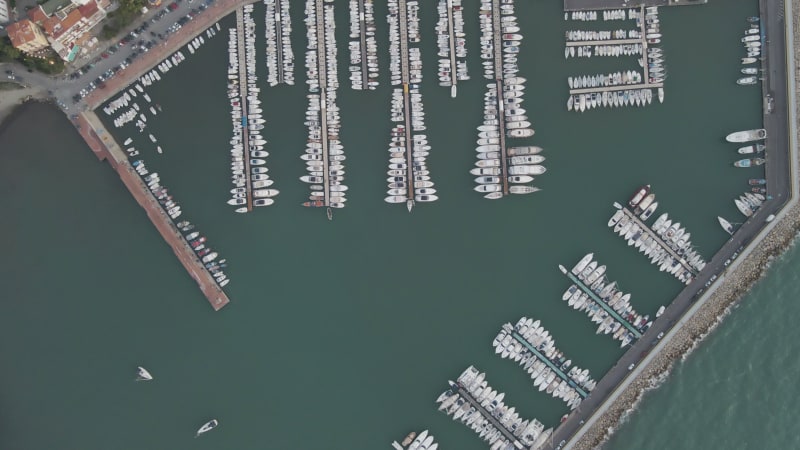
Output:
[
  {"xmin": 6, "ymin": 19, "xmax": 50, "ymax": 54},
  {"xmin": 26, "ymin": 0, "xmax": 108, "ymax": 61}
]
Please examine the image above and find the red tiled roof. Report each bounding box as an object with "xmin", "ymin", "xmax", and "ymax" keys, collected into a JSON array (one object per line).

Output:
[
  {"xmin": 6, "ymin": 20, "xmax": 42, "ymax": 48},
  {"xmin": 27, "ymin": 6, "xmax": 48, "ymax": 24}
]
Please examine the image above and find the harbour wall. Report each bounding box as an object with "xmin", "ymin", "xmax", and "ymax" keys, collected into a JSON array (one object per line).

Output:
[
  {"xmin": 68, "ymin": 0, "xmax": 257, "ymax": 310},
  {"xmin": 564, "ymin": 0, "xmax": 800, "ymax": 447},
  {"xmin": 74, "ymin": 111, "xmax": 230, "ymax": 310}
]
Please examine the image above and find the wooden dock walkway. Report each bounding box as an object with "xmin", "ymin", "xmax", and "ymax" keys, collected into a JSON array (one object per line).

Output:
[
  {"xmin": 235, "ymin": 7, "xmax": 254, "ymax": 211},
  {"xmin": 75, "ymin": 112, "xmax": 230, "ymax": 311}
]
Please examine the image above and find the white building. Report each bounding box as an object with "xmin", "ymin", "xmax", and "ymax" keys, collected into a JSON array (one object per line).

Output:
[{"xmin": 0, "ymin": 0, "xmax": 11, "ymax": 24}]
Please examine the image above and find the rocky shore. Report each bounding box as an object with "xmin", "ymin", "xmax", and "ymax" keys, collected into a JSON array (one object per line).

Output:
[{"xmin": 569, "ymin": 5, "xmax": 800, "ymax": 449}]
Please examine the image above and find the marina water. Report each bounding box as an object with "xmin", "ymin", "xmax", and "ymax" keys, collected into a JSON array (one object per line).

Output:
[{"xmin": 0, "ymin": 0, "xmax": 792, "ymax": 448}]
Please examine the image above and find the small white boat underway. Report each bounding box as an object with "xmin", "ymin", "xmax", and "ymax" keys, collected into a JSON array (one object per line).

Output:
[
  {"xmin": 196, "ymin": 419, "xmax": 218, "ymax": 437},
  {"xmin": 136, "ymin": 366, "xmax": 153, "ymax": 381}
]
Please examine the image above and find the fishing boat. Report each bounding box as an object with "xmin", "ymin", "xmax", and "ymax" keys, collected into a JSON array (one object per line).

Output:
[
  {"xmin": 738, "ymin": 144, "xmax": 765, "ymax": 154},
  {"xmin": 136, "ymin": 366, "xmax": 153, "ymax": 381},
  {"xmin": 733, "ymin": 158, "xmax": 765, "ymax": 167},
  {"xmin": 726, "ymin": 128, "xmax": 767, "ymax": 142},
  {"xmin": 717, "ymin": 216, "xmax": 735, "ymax": 235},
  {"xmin": 736, "ymin": 76, "xmax": 757, "ymax": 86},
  {"xmin": 628, "ymin": 185, "xmax": 650, "ymax": 208},
  {"xmin": 748, "ymin": 178, "xmax": 766, "ymax": 185},
  {"xmin": 196, "ymin": 419, "xmax": 218, "ymax": 437}
]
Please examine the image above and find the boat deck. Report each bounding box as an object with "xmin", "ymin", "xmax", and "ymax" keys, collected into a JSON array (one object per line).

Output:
[
  {"xmin": 235, "ymin": 8, "xmax": 254, "ymax": 212},
  {"xmin": 561, "ymin": 267, "xmax": 642, "ymax": 339},
  {"xmin": 75, "ymin": 112, "xmax": 230, "ymax": 311},
  {"xmin": 510, "ymin": 331, "xmax": 590, "ymax": 398}
]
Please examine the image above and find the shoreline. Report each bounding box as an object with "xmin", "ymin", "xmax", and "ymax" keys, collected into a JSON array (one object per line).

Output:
[
  {"xmin": 0, "ymin": 88, "xmax": 49, "ymax": 133},
  {"xmin": 568, "ymin": 2, "xmax": 800, "ymax": 448}
]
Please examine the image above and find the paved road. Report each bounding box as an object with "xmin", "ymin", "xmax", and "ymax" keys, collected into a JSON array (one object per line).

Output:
[
  {"xmin": 551, "ymin": 0, "xmax": 794, "ymax": 448},
  {"xmin": 1, "ymin": 0, "xmax": 223, "ymax": 113}
]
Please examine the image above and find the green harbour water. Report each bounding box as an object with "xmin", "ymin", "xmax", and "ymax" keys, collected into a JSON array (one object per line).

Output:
[{"xmin": 3, "ymin": 0, "xmax": 796, "ymax": 448}]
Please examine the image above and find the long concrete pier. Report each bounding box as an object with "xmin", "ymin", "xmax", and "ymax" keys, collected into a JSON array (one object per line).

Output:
[
  {"xmin": 355, "ymin": 0, "xmax": 370, "ymax": 88},
  {"xmin": 568, "ymin": 81, "xmax": 663, "ymax": 95},
  {"xmin": 235, "ymin": 8, "xmax": 254, "ymax": 211},
  {"xmin": 75, "ymin": 111, "xmax": 230, "ymax": 311},
  {"xmin": 491, "ymin": 0, "xmax": 510, "ymax": 196},
  {"xmin": 271, "ymin": 1, "xmax": 286, "ymax": 84},
  {"xmin": 396, "ymin": 0, "xmax": 416, "ymax": 203}
]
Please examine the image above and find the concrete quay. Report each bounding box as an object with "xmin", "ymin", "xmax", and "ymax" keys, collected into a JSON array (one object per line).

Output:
[
  {"xmin": 74, "ymin": 111, "xmax": 230, "ymax": 311},
  {"xmin": 553, "ymin": 0, "xmax": 798, "ymax": 448}
]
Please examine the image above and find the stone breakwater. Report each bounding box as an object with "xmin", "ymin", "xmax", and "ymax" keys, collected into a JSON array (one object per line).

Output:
[{"xmin": 568, "ymin": 6, "xmax": 800, "ymax": 450}]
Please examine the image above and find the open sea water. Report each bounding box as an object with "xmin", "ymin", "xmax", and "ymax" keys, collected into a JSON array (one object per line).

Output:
[{"xmin": 1, "ymin": 0, "xmax": 794, "ymax": 448}]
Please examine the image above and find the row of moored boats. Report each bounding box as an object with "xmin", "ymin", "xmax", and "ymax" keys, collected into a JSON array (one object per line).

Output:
[
  {"xmin": 436, "ymin": 0, "xmax": 468, "ymax": 97},
  {"xmin": 177, "ymin": 220, "xmax": 230, "ymax": 287},
  {"xmin": 565, "ymin": 6, "xmax": 666, "ymax": 112},
  {"xmin": 384, "ymin": 0, "xmax": 436, "ymax": 210},
  {"xmin": 474, "ymin": 0, "xmax": 543, "ymax": 199},
  {"xmin": 739, "ymin": 18, "xmax": 762, "ymax": 83},
  {"xmin": 493, "ymin": 317, "xmax": 596, "ymax": 410},
  {"xmin": 228, "ymin": 7, "xmax": 278, "ymax": 211},
  {"xmin": 610, "ymin": 185, "xmax": 707, "ymax": 285},
  {"xmin": 348, "ymin": 0, "xmax": 379, "ymax": 90},
  {"xmin": 561, "ymin": 253, "xmax": 652, "ymax": 347},
  {"xmin": 436, "ymin": 366, "xmax": 552, "ymax": 450},
  {"xmin": 264, "ymin": 0, "xmax": 295, "ymax": 86},
  {"xmin": 302, "ymin": 0, "xmax": 346, "ymax": 216}
]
